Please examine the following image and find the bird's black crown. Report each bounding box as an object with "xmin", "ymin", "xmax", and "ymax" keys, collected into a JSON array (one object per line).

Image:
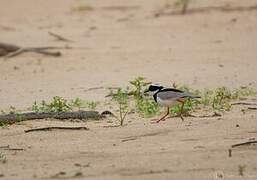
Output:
[{"xmin": 148, "ymin": 85, "xmax": 164, "ymax": 92}]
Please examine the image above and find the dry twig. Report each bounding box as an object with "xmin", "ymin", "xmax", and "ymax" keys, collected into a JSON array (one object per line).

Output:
[
  {"xmin": 48, "ymin": 31, "xmax": 74, "ymax": 42},
  {"xmin": 0, "ymin": 42, "xmax": 64, "ymax": 59},
  {"xmin": 155, "ymin": 4, "xmax": 257, "ymax": 17},
  {"xmin": 0, "ymin": 145, "xmax": 24, "ymax": 151},
  {"xmin": 231, "ymin": 102, "xmax": 257, "ymax": 106},
  {"xmin": 231, "ymin": 141, "xmax": 257, "ymax": 148},
  {"xmin": 25, "ymin": 126, "xmax": 89, "ymax": 133},
  {"xmin": 248, "ymin": 107, "xmax": 257, "ymax": 110}
]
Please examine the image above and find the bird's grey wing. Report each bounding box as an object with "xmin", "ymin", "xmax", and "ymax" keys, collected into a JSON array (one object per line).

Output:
[
  {"xmin": 157, "ymin": 91, "xmax": 200, "ymax": 100},
  {"xmin": 157, "ymin": 91, "xmax": 186, "ymax": 101}
]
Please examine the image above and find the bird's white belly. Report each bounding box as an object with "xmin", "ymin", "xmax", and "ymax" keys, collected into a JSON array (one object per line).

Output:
[{"xmin": 156, "ymin": 97, "xmax": 180, "ymax": 107}]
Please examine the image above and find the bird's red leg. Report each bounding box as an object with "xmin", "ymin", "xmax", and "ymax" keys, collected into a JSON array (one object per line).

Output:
[{"xmin": 155, "ymin": 107, "xmax": 170, "ymax": 123}]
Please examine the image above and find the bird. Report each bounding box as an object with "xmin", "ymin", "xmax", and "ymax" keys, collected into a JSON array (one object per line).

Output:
[{"xmin": 145, "ymin": 84, "xmax": 200, "ymax": 123}]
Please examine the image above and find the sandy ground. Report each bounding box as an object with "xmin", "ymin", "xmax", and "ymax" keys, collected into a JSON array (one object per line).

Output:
[{"xmin": 1, "ymin": 0, "xmax": 257, "ymax": 179}]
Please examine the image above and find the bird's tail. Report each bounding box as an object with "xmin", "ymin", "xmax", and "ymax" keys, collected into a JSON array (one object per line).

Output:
[{"xmin": 183, "ymin": 93, "xmax": 201, "ymax": 99}]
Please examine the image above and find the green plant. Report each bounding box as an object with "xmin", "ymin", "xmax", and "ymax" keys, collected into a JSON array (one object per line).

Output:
[
  {"xmin": 212, "ymin": 87, "xmax": 232, "ymax": 111},
  {"xmin": 32, "ymin": 97, "xmax": 98, "ymax": 113},
  {"xmin": 32, "ymin": 96, "xmax": 71, "ymax": 113},
  {"xmin": 0, "ymin": 110, "xmax": 5, "ymax": 115},
  {"xmin": 0, "ymin": 153, "xmax": 7, "ymax": 164},
  {"xmin": 129, "ymin": 77, "xmax": 159, "ymax": 117},
  {"xmin": 8, "ymin": 106, "xmax": 17, "ymax": 114},
  {"xmin": 86, "ymin": 101, "xmax": 98, "ymax": 110},
  {"xmin": 129, "ymin": 77, "xmax": 149, "ymax": 99},
  {"xmin": 232, "ymin": 87, "xmax": 257, "ymax": 99},
  {"xmin": 68, "ymin": 98, "xmax": 98, "ymax": 111},
  {"xmin": 0, "ymin": 122, "xmax": 8, "ymax": 127},
  {"xmin": 173, "ymin": 0, "xmax": 191, "ymax": 14},
  {"xmin": 170, "ymin": 99, "xmax": 200, "ymax": 116},
  {"xmin": 238, "ymin": 165, "xmax": 246, "ymax": 176},
  {"xmin": 136, "ymin": 99, "xmax": 159, "ymax": 117},
  {"xmin": 169, "ymin": 84, "xmax": 201, "ymax": 116},
  {"xmin": 112, "ymin": 88, "xmax": 129, "ymax": 126},
  {"xmin": 71, "ymin": 4, "xmax": 94, "ymax": 12},
  {"xmin": 200, "ymin": 89, "xmax": 214, "ymax": 106},
  {"xmin": 69, "ymin": 98, "xmax": 87, "ymax": 111}
]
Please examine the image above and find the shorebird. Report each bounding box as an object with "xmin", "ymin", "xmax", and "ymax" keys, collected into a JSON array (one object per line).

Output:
[{"xmin": 145, "ymin": 84, "xmax": 200, "ymax": 123}]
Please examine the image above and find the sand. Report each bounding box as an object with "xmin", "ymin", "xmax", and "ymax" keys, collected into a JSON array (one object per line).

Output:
[{"xmin": 0, "ymin": 0, "xmax": 257, "ymax": 179}]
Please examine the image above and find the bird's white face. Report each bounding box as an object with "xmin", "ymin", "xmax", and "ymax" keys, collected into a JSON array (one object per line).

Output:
[{"xmin": 146, "ymin": 89, "xmax": 159, "ymax": 96}]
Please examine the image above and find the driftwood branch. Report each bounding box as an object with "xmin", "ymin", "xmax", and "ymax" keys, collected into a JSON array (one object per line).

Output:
[
  {"xmin": 24, "ymin": 126, "xmax": 89, "ymax": 133},
  {"xmin": 231, "ymin": 141, "xmax": 257, "ymax": 148},
  {"xmin": 48, "ymin": 31, "xmax": 74, "ymax": 42},
  {"xmin": 0, "ymin": 42, "xmax": 64, "ymax": 59},
  {"xmin": 0, "ymin": 111, "xmax": 101, "ymax": 124}
]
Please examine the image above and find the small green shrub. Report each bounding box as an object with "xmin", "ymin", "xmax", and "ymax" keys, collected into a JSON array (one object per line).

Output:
[
  {"xmin": 112, "ymin": 88, "xmax": 129, "ymax": 126},
  {"xmin": 0, "ymin": 153, "xmax": 7, "ymax": 164},
  {"xmin": 212, "ymin": 87, "xmax": 232, "ymax": 111},
  {"xmin": 170, "ymin": 99, "xmax": 200, "ymax": 116},
  {"xmin": 69, "ymin": 98, "xmax": 98, "ymax": 110},
  {"xmin": 238, "ymin": 165, "xmax": 246, "ymax": 176},
  {"xmin": 32, "ymin": 96, "xmax": 71, "ymax": 113},
  {"xmin": 136, "ymin": 99, "xmax": 159, "ymax": 117},
  {"xmin": 71, "ymin": 5, "xmax": 94, "ymax": 12},
  {"xmin": 129, "ymin": 76, "xmax": 149, "ymax": 99},
  {"xmin": 32, "ymin": 97, "xmax": 98, "ymax": 113}
]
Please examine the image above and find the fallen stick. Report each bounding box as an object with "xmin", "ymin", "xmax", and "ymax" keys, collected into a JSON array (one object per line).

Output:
[
  {"xmin": 121, "ymin": 137, "xmax": 137, "ymax": 142},
  {"xmin": 182, "ymin": 112, "xmax": 221, "ymax": 118},
  {"xmin": 0, "ymin": 145, "xmax": 10, "ymax": 149},
  {"xmin": 24, "ymin": 126, "xmax": 89, "ymax": 133},
  {"xmin": 48, "ymin": 31, "xmax": 74, "ymax": 42},
  {"xmin": 228, "ymin": 148, "xmax": 232, "ymax": 157},
  {"xmin": 0, "ymin": 111, "xmax": 101, "ymax": 124},
  {"xmin": 0, "ymin": 42, "xmax": 64, "ymax": 59},
  {"xmin": 0, "ymin": 42, "xmax": 19, "ymax": 54},
  {"xmin": 0, "ymin": 145, "xmax": 24, "ymax": 151},
  {"xmin": 3, "ymin": 148, "xmax": 24, "ymax": 151},
  {"xmin": 4, "ymin": 47, "xmax": 61, "ymax": 58},
  {"xmin": 248, "ymin": 107, "xmax": 257, "ymax": 110},
  {"xmin": 231, "ymin": 102, "xmax": 257, "ymax": 106},
  {"xmin": 231, "ymin": 141, "xmax": 257, "ymax": 148}
]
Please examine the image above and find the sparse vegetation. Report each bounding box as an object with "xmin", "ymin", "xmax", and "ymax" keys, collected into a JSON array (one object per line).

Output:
[
  {"xmin": 31, "ymin": 96, "xmax": 98, "ymax": 113},
  {"xmin": 169, "ymin": 84, "xmax": 257, "ymax": 116},
  {"xmin": 71, "ymin": 4, "xmax": 94, "ymax": 12},
  {"xmin": 136, "ymin": 99, "xmax": 159, "ymax": 117},
  {"xmin": 0, "ymin": 153, "xmax": 7, "ymax": 164},
  {"xmin": 173, "ymin": 0, "xmax": 191, "ymax": 14},
  {"xmin": 129, "ymin": 77, "xmax": 150, "ymax": 99},
  {"xmin": 107, "ymin": 77, "xmax": 257, "ymax": 119},
  {"xmin": 238, "ymin": 165, "xmax": 246, "ymax": 176},
  {"xmin": 170, "ymin": 98, "xmax": 200, "ymax": 116},
  {"xmin": 32, "ymin": 96, "xmax": 71, "ymax": 113},
  {"xmin": 1, "ymin": 77, "xmax": 257, "ymax": 126},
  {"xmin": 129, "ymin": 77, "xmax": 159, "ymax": 117},
  {"xmin": 69, "ymin": 98, "xmax": 98, "ymax": 111}
]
